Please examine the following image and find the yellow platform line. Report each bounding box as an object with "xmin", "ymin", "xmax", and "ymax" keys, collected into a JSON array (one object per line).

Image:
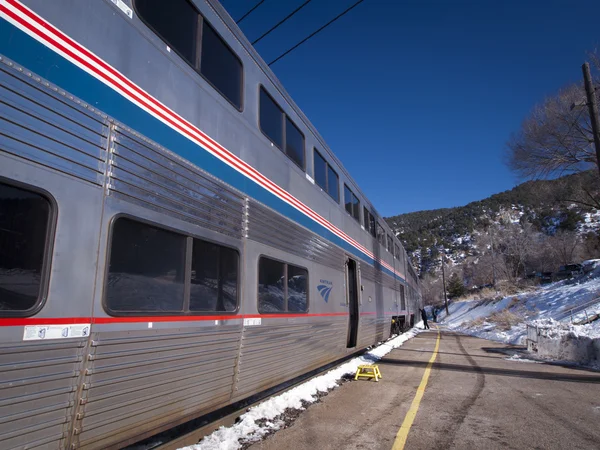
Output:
[{"xmin": 391, "ymin": 328, "xmax": 441, "ymax": 450}]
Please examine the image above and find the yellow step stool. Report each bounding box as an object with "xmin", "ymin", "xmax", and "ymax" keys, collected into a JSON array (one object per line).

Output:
[{"xmin": 354, "ymin": 364, "xmax": 382, "ymax": 381}]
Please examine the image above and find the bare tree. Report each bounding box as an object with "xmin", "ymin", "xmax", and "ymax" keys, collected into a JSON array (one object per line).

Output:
[
  {"xmin": 420, "ymin": 273, "xmax": 444, "ymax": 307},
  {"xmin": 507, "ymin": 52, "xmax": 600, "ymax": 188},
  {"xmin": 527, "ymin": 235, "xmax": 560, "ymax": 273},
  {"xmin": 495, "ymin": 223, "xmax": 536, "ymax": 283},
  {"xmin": 548, "ymin": 230, "xmax": 580, "ymax": 266},
  {"xmin": 466, "ymin": 241, "xmax": 496, "ymax": 287},
  {"xmin": 507, "ymin": 83, "xmax": 595, "ymax": 179}
]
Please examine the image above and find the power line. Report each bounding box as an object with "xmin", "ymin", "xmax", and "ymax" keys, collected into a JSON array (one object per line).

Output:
[
  {"xmin": 252, "ymin": 0, "xmax": 313, "ymax": 46},
  {"xmin": 268, "ymin": 0, "xmax": 365, "ymax": 66},
  {"xmin": 236, "ymin": 0, "xmax": 265, "ymax": 24}
]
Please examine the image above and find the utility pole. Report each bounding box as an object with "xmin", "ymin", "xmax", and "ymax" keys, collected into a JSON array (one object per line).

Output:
[
  {"xmin": 441, "ymin": 253, "xmax": 449, "ymax": 315},
  {"xmin": 582, "ymin": 62, "xmax": 600, "ymax": 178}
]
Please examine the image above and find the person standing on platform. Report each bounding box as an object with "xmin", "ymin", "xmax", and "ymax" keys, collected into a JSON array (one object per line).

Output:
[{"xmin": 421, "ymin": 308, "xmax": 430, "ymax": 329}]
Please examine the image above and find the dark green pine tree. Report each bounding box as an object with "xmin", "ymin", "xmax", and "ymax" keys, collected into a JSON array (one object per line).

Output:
[{"xmin": 447, "ymin": 273, "xmax": 466, "ymax": 299}]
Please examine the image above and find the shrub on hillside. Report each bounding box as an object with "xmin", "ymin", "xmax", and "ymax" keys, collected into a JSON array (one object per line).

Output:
[{"xmin": 488, "ymin": 309, "xmax": 523, "ymax": 331}]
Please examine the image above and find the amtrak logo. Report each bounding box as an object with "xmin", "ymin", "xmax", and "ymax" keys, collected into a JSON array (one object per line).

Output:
[{"xmin": 317, "ymin": 280, "xmax": 333, "ymax": 303}]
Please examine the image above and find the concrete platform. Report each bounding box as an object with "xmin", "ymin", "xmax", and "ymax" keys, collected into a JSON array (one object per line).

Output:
[{"xmin": 249, "ymin": 329, "xmax": 600, "ymax": 450}]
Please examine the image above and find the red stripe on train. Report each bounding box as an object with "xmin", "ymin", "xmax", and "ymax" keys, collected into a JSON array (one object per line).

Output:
[{"xmin": 0, "ymin": 312, "xmax": 350, "ymax": 326}]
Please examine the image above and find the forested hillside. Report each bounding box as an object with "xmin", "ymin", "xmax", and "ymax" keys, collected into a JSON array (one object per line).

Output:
[{"xmin": 385, "ymin": 170, "xmax": 600, "ymax": 289}]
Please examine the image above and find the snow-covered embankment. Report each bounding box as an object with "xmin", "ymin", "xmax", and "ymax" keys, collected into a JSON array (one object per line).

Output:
[{"xmin": 438, "ymin": 274, "xmax": 600, "ymax": 368}]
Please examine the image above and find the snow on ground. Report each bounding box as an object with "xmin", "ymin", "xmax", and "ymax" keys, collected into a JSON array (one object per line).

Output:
[
  {"xmin": 438, "ymin": 272, "xmax": 600, "ymax": 345},
  {"xmin": 504, "ymin": 354, "xmax": 543, "ymax": 364},
  {"xmin": 181, "ymin": 327, "xmax": 423, "ymax": 450},
  {"xmin": 437, "ymin": 271, "xmax": 600, "ymax": 368},
  {"xmin": 437, "ymin": 295, "xmax": 527, "ymax": 345}
]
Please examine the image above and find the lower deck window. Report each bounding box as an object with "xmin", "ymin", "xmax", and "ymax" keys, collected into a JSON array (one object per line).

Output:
[
  {"xmin": 106, "ymin": 217, "xmax": 238, "ymax": 314},
  {"xmin": 190, "ymin": 239, "xmax": 237, "ymax": 312},
  {"xmin": 107, "ymin": 218, "xmax": 186, "ymax": 312},
  {"xmin": 258, "ymin": 256, "xmax": 307, "ymax": 313},
  {"xmin": 0, "ymin": 182, "xmax": 52, "ymax": 314},
  {"xmin": 287, "ymin": 264, "xmax": 308, "ymax": 312}
]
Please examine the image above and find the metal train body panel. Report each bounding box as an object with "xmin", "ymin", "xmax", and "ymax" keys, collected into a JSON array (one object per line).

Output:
[{"xmin": 0, "ymin": 0, "xmax": 422, "ymax": 448}]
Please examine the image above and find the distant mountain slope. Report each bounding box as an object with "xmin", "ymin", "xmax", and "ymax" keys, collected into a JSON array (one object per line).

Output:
[{"xmin": 386, "ymin": 171, "xmax": 600, "ymax": 275}]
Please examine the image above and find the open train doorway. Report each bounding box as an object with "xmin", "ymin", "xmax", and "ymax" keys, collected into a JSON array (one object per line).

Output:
[{"xmin": 346, "ymin": 258, "xmax": 359, "ymax": 348}]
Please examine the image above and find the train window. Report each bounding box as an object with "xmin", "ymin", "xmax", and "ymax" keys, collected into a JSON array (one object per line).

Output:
[
  {"xmin": 363, "ymin": 208, "xmax": 376, "ymax": 237},
  {"xmin": 376, "ymin": 223, "xmax": 385, "ymax": 245},
  {"xmin": 286, "ymin": 117, "xmax": 305, "ymax": 169},
  {"xmin": 259, "ymin": 87, "xmax": 284, "ymax": 149},
  {"xmin": 287, "ymin": 264, "xmax": 308, "ymax": 312},
  {"xmin": 189, "ymin": 238, "xmax": 238, "ymax": 312},
  {"xmin": 344, "ymin": 184, "xmax": 360, "ymax": 222},
  {"xmin": 135, "ymin": 0, "xmax": 198, "ymax": 67},
  {"xmin": 260, "ymin": 87, "xmax": 306, "ymax": 170},
  {"xmin": 352, "ymin": 193, "xmax": 360, "ymax": 221},
  {"xmin": 200, "ymin": 21, "xmax": 243, "ymax": 110},
  {"xmin": 135, "ymin": 0, "xmax": 243, "ymax": 109},
  {"xmin": 314, "ymin": 150, "xmax": 327, "ymax": 190},
  {"xmin": 370, "ymin": 214, "xmax": 376, "ymax": 237},
  {"xmin": 327, "ymin": 165, "xmax": 339, "ymax": 202},
  {"xmin": 200, "ymin": 20, "xmax": 243, "ymax": 109},
  {"xmin": 344, "ymin": 185, "xmax": 352, "ymax": 216},
  {"xmin": 106, "ymin": 218, "xmax": 186, "ymax": 312},
  {"xmin": 258, "ymin": 257, "xmax": 285, "ymax": 312},
  {"xmin": 0, "ymin": 182, "xmax": 51, "ymax": 314},
  {"xmin": 314, "ymin": 149, "xmax": 339, "ymax": 203},
  {"xmin": 105, "ymin": 218, "xmax": 240, "ymax": 315},
  {"xmin": 258, "ymin": 257, "xmax": 308, "ymax": 313},
  {"xmin": 387, "ymin": 234, "xmax": 393, "ymax": 253},
  {"xmin": 395, "ymin": 244, "xmax": 400, "ymax": 260}
]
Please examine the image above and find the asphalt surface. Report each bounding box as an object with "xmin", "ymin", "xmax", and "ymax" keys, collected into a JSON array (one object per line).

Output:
[{"xmin": 249, "ymin": 329, "xmax": 600, "ymax": 450}]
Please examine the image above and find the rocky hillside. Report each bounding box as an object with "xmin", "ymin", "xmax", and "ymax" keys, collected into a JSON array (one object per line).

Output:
[{"xmin": 386, "ymin": 171, "xmax": 600, "ymax": 279}]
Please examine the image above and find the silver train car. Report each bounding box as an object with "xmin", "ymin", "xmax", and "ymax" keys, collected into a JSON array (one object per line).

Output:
[{"xmin": 0, "ymin": 0, "xmax": 422, "ymax": 448}]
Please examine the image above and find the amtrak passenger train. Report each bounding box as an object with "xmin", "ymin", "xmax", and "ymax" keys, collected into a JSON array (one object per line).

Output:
[{"xmin": 0, "ymin": 0, "xmax": 422, "ymax": 448}]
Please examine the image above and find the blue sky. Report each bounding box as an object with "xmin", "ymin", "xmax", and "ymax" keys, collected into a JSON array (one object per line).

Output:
[{"xmin": 222, "ymin": 0, "xmax": 600, "ymax": 217}]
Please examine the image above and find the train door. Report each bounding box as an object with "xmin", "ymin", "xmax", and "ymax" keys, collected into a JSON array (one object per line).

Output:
[{"xmin": 346, "ymin": 258, "xmax": 359, "ymax": 348}]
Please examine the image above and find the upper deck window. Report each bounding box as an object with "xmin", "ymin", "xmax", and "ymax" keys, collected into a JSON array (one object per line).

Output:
[
  {"xmin": 314, "ymin": 149, "xmax": 339, "ymax": 203},
  {"xmin": 327, "ymin": 165, "xmax": 340, "ymax": 202},
  {"xmin": 0, "ymin": 182, "xmax": 53, "ymax": 315},
  {"xmin": 201, "ymin": 21, "xmax": 243, "ymax": 109},
  {"xmin": 259, "ymin": 87, "xmax": 305, "ymax": 170},
  {"xmin": 363, "ymin": 207, "xmax": 376, "ymax": 237},
  {"xmin": 344, "ymin": 184, "xmax": 360, "ymax": 222},
  {"xmin": 135, "ymin": 0, "xmax": 243, "ymax": 110},
  {"xmin": 286, "ymin": 118, "xmax": 304, "ymax": 169},
  {"xmin": 376, "ymin": 223, "xmax": 385, "ymax": 245},
  {"xmin": 259, "ymin": 88, "xmax": 284, "ymax": 149}
]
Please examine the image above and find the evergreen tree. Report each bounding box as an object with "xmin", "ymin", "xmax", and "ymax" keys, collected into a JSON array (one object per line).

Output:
[{"xmin": 447, "ymin": 273, "xmax": 466, "ymax": 299}]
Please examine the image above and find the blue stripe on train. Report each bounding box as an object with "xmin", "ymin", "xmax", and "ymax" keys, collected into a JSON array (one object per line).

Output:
[{"xmin": 0, "ymin": 19, "xmax": 404, "ymax": 283}]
